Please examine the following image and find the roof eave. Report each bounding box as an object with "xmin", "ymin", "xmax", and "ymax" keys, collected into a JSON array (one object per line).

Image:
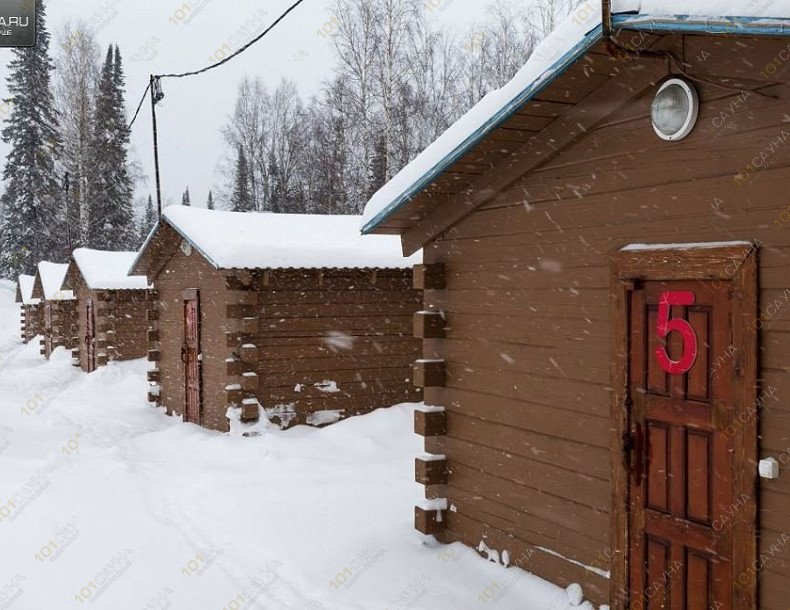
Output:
[
  {"xmin": 362, "ymin": 13, "xmax": 790, "ymax": 235},
  {"xmin": 129, "ymin": 215, "xmax": 224, "ymax": 278}
]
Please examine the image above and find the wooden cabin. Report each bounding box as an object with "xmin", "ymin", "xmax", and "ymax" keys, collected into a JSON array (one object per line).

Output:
[
  {"xmin": 132, "ymin": 207, "xmax": 421, "ymax": 433},
  {"xmin": 31, "ymin": 261, "xmax": 77, "ymax": 359},
  {"xmin": 62, "ymin": 248, "xmax": 153, "ymax": 373},
  {"xmin": 362, "ymin": 5, "xmax": 790, "ymax": 609},
  {"xmin": 16, "ymin": 274, "xmax": 41, "ymax": 344}
]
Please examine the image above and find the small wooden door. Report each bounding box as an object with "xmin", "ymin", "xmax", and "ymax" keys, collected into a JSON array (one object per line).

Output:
[
  {"xmin": 85, "ymin": 298, "xmax": 96, "ymax": 372},
  {"xmin": 627, "ymin": 279, "xmax": 748, "ymax": 609},
  {"xmin": 182, "ymin": 289, "xmax": 201, "ymax": 424},
  {"xmin": 43, "ymin": 302, "xmax": 53, "ymax": 357}
]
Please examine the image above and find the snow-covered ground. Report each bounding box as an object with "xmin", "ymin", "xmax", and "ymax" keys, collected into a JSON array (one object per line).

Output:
[{"xmin": 0, "ymin": 281, "xmax": 597, "ymax": 609}]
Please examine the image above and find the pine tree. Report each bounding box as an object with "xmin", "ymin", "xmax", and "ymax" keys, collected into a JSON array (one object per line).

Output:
[
  {"xmin": 206, "ymin": 191, "xmax": 215, "ymax": 210},
  {"xmin": 85, "ymin": 45, "xmax": 136, "ymax": 250},
  {"xmin": 138, "ymin": 194, "xmax": 156, "ymax": 244},
  {"xmin": 0, "ymin": 0, "xmax": 65, "ymax": 276},
  {"xmin": 181, "ymin": 187, "xmax": 191, "ymax": 206},
  {"xmin": 230, "ymin": 146, "xmax": 254, "ymax": 212}
]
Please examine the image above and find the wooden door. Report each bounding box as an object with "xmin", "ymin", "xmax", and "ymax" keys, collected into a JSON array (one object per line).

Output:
[
  {"xmin": 627, "ymin": 279, "xmax": 749, "ymax": 609},
  {"xmin": 85, "ymin": 298, "xmax": 96, "ymax": 372},
  {"xmin": 43, "ymin": 302, "xmax": 53, "ymax": 357},
  {"xmin": 182, "ymin": 290, "xmax": 201, "ymax": 424}
]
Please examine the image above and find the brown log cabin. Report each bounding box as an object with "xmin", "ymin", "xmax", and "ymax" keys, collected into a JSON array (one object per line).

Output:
[
  {"xmin": 362, "ymin": 5, "xmax": 790, "ymax": 609},
  {"xmin": 131, "ymin": 207, "xmax": 422, "ymax": 433},
  {"xmin": 62, "ymin": 248, "xmax": 153, "ymax": 373},
  {"xmin": 16, "ymin": 274, "xmax": 41, "ymax": 344},
  {"xmin": 31, "ymin": 262, "xmax": 77, "ymax": 360}
]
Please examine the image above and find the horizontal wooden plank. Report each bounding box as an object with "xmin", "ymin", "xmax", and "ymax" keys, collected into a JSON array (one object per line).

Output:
[
  {"xmin": 263, "ymin": 301, "xmax": 419, "ymax": 319},
  {"xmin": 438, "ymin": 400, "xmax": 610, "ymax": 471}
]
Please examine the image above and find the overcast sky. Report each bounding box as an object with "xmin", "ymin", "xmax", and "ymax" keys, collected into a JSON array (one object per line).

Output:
[{"xmin": 0, "ymin": 0, "xmax": 495, "ymax": 211}]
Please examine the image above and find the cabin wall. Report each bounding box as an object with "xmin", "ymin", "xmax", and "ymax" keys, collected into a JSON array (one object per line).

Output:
[
  {"xmin": 418, "ymin": 35, "xmax": 790, "ymax": 607},
  {"xmin": 253, "ymin": 268, "xmax": 422, "ymax": 427},
  {"xmin": 40, "ymin": 299, "xmax": 77, "ymax": 359},
  {"xmin": 153, "ymin": 249, "xmax": 234, "ymax": 432},
  {"xmin": 21, "ymin": 304, "xmax": 42, "ymax": 343},
  {"xmin": 73, "ymin": 285, "xmax": 150, "ymax": 372}
]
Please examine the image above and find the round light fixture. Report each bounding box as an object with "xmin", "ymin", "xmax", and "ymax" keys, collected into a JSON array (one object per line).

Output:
[{"xmin": 651, "ymin": 78, "xmax": 699, "ymax": 141}]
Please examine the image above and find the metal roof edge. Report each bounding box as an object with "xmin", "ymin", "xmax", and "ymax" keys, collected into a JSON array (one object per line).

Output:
[{"xmin": 614, "ymin": 13, "xmax": 790, "ymax": 36}]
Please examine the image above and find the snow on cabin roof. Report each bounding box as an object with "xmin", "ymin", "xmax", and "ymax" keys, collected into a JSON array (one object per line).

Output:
[
  {"xmin": 18, "ymin": 274, "xmax": 38, "ymax": 305},
  {"xmin": 361, "ymin": 0, "xmax": 790, "ymax": 234},
  {"xmin": 72, "ymin": 249, "xmax": 151, "ymax": 291},
  {"xmin": 621, "ymin": 240, "xmax": 754, "ymax": 251},
  {"xmin": 36, "ymin": 261, "xmax": 74, "ymax": 301},
  {"xmin": 142, "ymin": 206, "xmax": 420, "ymax": 271}
]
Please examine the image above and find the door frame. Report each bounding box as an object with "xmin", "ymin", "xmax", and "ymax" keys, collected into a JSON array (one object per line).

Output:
[
  {"xmin": 182, "ymin": 288, "xmax": 202, "ymax": 424},
  {"xmin": 85, "ymin": 297, "xmax": 96, "ymax": 372},
  {"xmin": 44, "ymin": 301, "xmax": 53, "ymax": 357},
  {"xmin": 609, "ymin": 242, "xmax": 759, "ymax": 609}
]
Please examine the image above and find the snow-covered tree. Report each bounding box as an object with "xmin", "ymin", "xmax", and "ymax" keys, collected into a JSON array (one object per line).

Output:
[
  {"xmin": 0, "ymin": 0, "xmax": 65, "ymax": 276},
  {"xmin": 85, "ymin": 45, "xmax": 136, "ymax": 250},
  {"xmin": 138, "ymin": 194, "xmax": 156, "ymax": 244},
  {"xmin": 230, "ymin": 146, "xmax": 254, "ymax": 212},
  {"xmin": 54, "ymin": 20, "xmax": 101, "ymax": 249},
  {"xmin": 206, "ymin": 190, "xmax": 215, "ymax": 210},
  {"xmin": 181, "ymin": 187, "xmax": 191, "ymax": 206}
]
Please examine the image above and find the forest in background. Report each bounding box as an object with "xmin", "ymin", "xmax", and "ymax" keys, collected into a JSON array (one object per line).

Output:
[
  {"xmin": 220, "ymin": 0, "xmax": 580, "ymax": 215},
  {"xmin": 0, "ymin": 0, "xmax": 580, "ymax": 277}
]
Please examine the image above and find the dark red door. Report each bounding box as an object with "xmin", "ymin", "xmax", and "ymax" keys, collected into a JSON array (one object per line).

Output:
[
  {"xmin": 183, "ymin": 290, "xmax": 201, "ymax": 424},
  {"xmin": 628, "ymin": 280, "xmax": 738, "ymax": 609},
  {"xmin": 85, "ymin": 298, "xmax": 96, "ymax": 372},
  {"xmin": 43, "ymin": 302, "xmax": 53, "ymax": 357}
]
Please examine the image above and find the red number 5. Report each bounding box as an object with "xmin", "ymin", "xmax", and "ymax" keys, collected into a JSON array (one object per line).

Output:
[{"xmin": 655, "ymin": 290, "xmax": 698, "ymax": 375}]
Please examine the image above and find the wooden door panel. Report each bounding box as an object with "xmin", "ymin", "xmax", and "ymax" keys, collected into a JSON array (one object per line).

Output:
[
  {"xmin": 183, "ymin": 292, "xmax": 201, "ymax": 425},
  {"xmin": 646, "ymin": 421, "xmax": 670, "ymax": 513},
  {"xmin": 686, "ymin": 430, "xmax": 712, "ymax": 525},
  {"xmin": 44, "ymin": 303, "xmax": 52, "ymax": 356},
  {"xmin": 686, "ymin": 308, "xmax": 711, "ymax": 401},
  {"xmin": 628, "ymin": 280, "xmax": 738, "ymax": 610},
  {"xmin": 85, "ymin": 299, "xmax": 96, "ymax": 372}
]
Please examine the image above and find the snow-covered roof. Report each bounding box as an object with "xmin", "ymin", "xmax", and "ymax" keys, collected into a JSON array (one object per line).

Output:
[
  {"xmin": 17, "ymin": 275, "xmax": 39, "ymax": 305},
  {"xmin": 361, "ymin": 0, "xmax": 790, "ymax": 233},
  {"xmin": 72, "ymin": 248, "xmax": 151, "ymax": 291},
  {"xmin": 36, "ymin": 262, "xmax": 74, "ymax": 301},
  {"xmin": 137, "ymin": 207, "xmax": 420, "ymax": 271}
]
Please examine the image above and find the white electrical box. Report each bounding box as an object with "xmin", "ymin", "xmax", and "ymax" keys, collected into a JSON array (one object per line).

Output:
[{"xmin": 759, "ymin": 457, "xmax": 780, "ymax": 480}]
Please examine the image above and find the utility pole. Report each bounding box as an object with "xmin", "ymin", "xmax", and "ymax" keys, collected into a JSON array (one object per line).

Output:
[{"xmin": 150, "ymin": 75, "xmax": 165, "ymax": 216}]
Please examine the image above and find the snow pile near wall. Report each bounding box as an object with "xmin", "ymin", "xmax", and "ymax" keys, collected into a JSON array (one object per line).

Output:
[
  {"xmin": 72, "ymin": 248, "xmax": 151, "ymax": 290},
  {"xmin": 158, "ymin": 206, "xmax": 421, "ymax": 270}
]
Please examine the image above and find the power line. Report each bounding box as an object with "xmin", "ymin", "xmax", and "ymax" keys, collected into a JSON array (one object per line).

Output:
[
  {"xmin": 157, "ymin": 0, "xmax": 307, "ymax": 80},
  {"xmin": 128, "ymin": 82, "xmax": 151, "ymax": 130},
  {"xmin": 124, "ymin": 0, "xmax": 308, "ymax": 214}
]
